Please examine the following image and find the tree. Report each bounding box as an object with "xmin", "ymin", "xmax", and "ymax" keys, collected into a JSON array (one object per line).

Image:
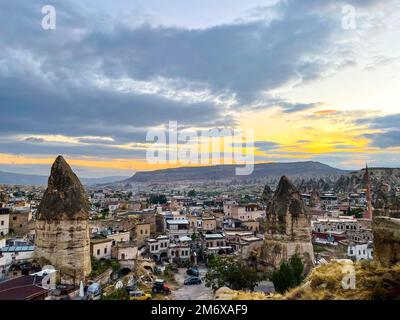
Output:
[
  {"xmin": 271, "ymin": 254, "xmax": 304, "ymax": 293},
  {"xmin": 149, "ymin": 194, "xmax": 167, "ymax": 204},
  {"xmin": 188, "ymin": 189, "xmax": 196, "ymax": 198},
  {"xmin": 272, "ymin": 262, "xmax": 294, "ymax": 293},
  {"xmin": 289, "ymin": 254, "xmax": 304, "ymax": 285},
  {"xmin": 349, "ymin": 207, "xmax": 364, "ymax": 219},
  {"xmin": 205, "ymin": 256, "xmax": 261, "ymax": 291}
]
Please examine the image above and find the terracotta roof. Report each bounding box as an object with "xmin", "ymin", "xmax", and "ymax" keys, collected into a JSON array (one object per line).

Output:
[{"xmin": 0, "ymin": 275, "xmax": 49, "ymax": 300}]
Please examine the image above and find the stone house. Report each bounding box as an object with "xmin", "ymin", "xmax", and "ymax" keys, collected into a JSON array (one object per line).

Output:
[
  {"xmin": 90, "ymin": 238, "xmax": 113, "ymax": 260},
  {"xmin": 169, "ymin": 243, "xmax": 191, "ymax": 262},
  {"xmin": 135, "ymin": 222, "xmax": 151, "ymax": 245},
  {"xmin": 106, "ymin": 231, "xmax": 130, "ymax": 246},
  {"xmin": 201, "ymin": 217, "xmax": 217, "ymax": 233},
  {"xmin": 241, "ymin": 220, "xmax": 260, "ymax": 233},
  {"xmin": 9, "ymin": 210, "xmax": 32, "ymax": 236},
  {"xmin": 147, "ymin": 235, "xmax": 170, "ymax": 261}
]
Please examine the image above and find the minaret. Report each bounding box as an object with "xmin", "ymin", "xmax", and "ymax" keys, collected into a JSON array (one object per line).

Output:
[{"xmin": 364, "ymin": 164, "xmax": 373, "ymax": 219}]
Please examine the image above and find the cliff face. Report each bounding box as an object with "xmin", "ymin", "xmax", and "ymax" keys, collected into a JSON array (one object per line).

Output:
[
  {"xmin": 371, "ymin": 183, "xmax": 400, "ymax": 267},
  {"xmin": 35, "ymin": 156, "xmax": 91, "ymax": 284},
  {"xmin": 258, "ymin": 176, "xmax": 314, "ymax": 272},
  {"xmin": 373, "ymin": 217, "xmax": 400, "ymax": 267}
]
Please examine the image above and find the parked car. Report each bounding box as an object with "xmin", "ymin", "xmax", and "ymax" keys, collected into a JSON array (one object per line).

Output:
[
  {"xmin": 86, "ymin": 283, "xmax": 102, "ymax": 300},
  {"xmin": 184, "ymin": 276, "xmax": 202, "ymax": 285},
  {"xmin": 152, "ymin": 279, "xmax": 171, "ymax": 295},
  {"xmin": 129, "ymin": 290, "xmax": 152, "ymax": 300},
  {"xmin": 186, "ymin": 267, "xmax": 199, "ymax": 276}
]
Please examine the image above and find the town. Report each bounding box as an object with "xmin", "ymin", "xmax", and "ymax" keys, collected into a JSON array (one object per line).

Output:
[{"xmin": 1, "ymin": 156, "xmax": 399, "ymax": 300}]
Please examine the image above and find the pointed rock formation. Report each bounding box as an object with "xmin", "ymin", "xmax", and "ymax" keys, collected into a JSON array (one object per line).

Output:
[
  {"xmin": 261, "ymin": 184, "xmax": 273, "ymax": 203},
  {"xmin": 37, "ymin": 156, "xmax": 89, "ymax": 220},
  {"xmin": 309, "ymin": 190, "xmax": 320, "ymax": 208},
  {"xmin": 0, "ymin": 190, "xmax": 9, "ymax": 205},
  {"xmin": 259, "ymin": 176, "xmax": 314, "ymax": 272},
  {"xmin": 35, "ymin": 156, "xmax": 91, "ymax": 285}
]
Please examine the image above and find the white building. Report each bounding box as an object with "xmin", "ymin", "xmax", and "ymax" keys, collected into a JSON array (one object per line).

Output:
[
  {"xmin": 224, "ymin": 203, "xmax": 264, "ymax": 221},
  {"xmin": 0, "ymin": 209, "xmax": 10, "ymax": 237},
  {"xmin": 347, "ymin": 242, "xmax": 373, "ymax": 261},
  {"xmin": 0, "ymin": 245, "xmax": 35, "ymax": 281},
  {"xmin": 166, "ymin": 219, "xmax": 189, "ymax": 238},
  {"xmin": 147, "ymin": 235, "xmax": 170, "ymax": 261}
]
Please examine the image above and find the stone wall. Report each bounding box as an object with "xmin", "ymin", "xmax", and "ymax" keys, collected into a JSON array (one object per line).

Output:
[{"xmin": 35, "ymin": 219, "xmax": 92, "ymax": 284}]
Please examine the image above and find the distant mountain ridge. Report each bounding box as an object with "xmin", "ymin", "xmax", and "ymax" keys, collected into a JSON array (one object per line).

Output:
[
  {"xmin": 0, "ymin": 170, "xmax": 128, "ymax": 186},
  {"xmin": 121, "ymin": 161, "xmax": 349, "ymax": 184}
]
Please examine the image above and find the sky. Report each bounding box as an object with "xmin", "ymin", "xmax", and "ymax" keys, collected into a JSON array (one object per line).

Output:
[{"xmin": 0, "ymin": 0, "xmax": 400, "ymax": 177}]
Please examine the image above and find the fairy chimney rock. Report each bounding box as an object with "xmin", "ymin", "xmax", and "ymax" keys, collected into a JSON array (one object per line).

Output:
[
  {"xmin": 260, "ymin": 176, "xmax": 314, "ymax": 272},
  {"xmin": 35, "ymin": 156, "xmax": 91, "ymax": 284}
]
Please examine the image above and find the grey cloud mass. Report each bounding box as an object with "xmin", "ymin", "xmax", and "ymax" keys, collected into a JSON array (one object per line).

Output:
[{"xmin": 0, "ymin": 0, "xmax": 389, "ymax": 161}]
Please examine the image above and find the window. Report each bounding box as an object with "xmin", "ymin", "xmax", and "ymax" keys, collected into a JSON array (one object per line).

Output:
[
  {"xmin": 104, "ymin": 247, "xmax": 107, "ymax": 254},
  {"xmin": 140, "ymin": 229, "xmax": 143, "ymax": 235},
  {"xmin": 121, "ymin": 253, "xmax": 125, "ymax": 260},
  {"xmin": 13, "ymin": 217, "xmax": 17, "ymax": 221},
  {"xmin": 1, "ymin": 220, "xmax": 3, "ymax": 226},
  {"xmin": 97, "ymin": 249, "xmax": 100, "ymax": 255}
]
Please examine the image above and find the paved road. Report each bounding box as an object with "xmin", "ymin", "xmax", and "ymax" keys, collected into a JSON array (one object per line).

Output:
[{"xmin": 172, "ymin": 267, "xmax": 213, "ymax": 300}]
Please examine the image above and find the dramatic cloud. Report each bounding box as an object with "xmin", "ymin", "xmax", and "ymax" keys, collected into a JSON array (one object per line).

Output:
[
  {"xmin": 358, "ymin": 114, "xmax": 400, "ymax": 148},
  {"xmin": 254, "ymin": 141, "xmax": 281, "ymax": 152},
  {"xmin": 0, "ymin": 0, "xmax": 398, "ymax": 174}
]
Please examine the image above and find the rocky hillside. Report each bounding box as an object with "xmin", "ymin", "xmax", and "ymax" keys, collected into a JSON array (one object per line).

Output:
[
  {"xmin": 121, "ymin": 161, "xmax": 347, "ymax": 184},
  {"xmin": 215, "ymin": 260, "xmax": 400, "ymax": 300},
  {"xmin": 334, "ymin": 168, "xmax": 400, "ymax": 193}
]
